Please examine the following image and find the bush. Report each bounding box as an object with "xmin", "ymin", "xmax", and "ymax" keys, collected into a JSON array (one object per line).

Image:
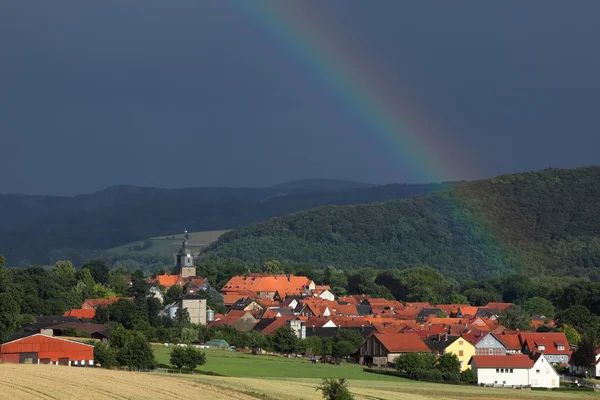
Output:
[
  {"xmin": 92, "ymin": 342, "xmax": 118, "ymax": 368},
  {"xmin": 316, "ymin": 378, "xmax": 354, "ymax": 400},
  {"xmin": 442, "ymin": 372, "xmax": 460, "ymax": 383},
  {"xmin": 170, "ymin": 346, "xmax": 207, "ymax": 370},
  {"xmin": 436, "ymin": 353, "xmax": 461, "ymax": 374},
  {"xmin": 394, "ymin": 352, "xmax": 436, "ymax": 374},
  {"xmin": 409, "ymin": 369, "xmax": 443, "ymax": 382},
  {"xmin": 460, "ymin": 369, "xmax": 477, "ymax": 384}
]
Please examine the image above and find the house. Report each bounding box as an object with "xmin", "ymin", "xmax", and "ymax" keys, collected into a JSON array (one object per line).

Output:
[
  {"xmin": 230, "ymin": 297, "xmax": 264, "ymax": 312},
  {"xmin": 0, "ymin": 334, "xmax": 94, "ymax": 366},
  {"xmin": 497, "ymin": 333, "xmax": 522, "ymax": 354},
  {"xmin": 424, "ymin": 334, "xmax": 476, "ymax": 371},
  {"xmin": 469, "ymin": 354, "xmax": 559, "ymax": 388},
  {"xmin": 148, "ymin": 285, "xmax": 164, "ymax": 303},
  {"xmin": 456, "ymin": 306, "xmax": 478, "ymax": 318},
  {"xmin": 519, "ymin": 332, "xmax": 571, "ymax": 364},
  {"xmin": 463, "ymin": 332, "xmax": 507, "ymax": 356},
  {"xmin": 359, "ymin": 332, "xmax": 430, "ymax": 366},
  {"xmin": 181, "ymin": 295, "xmax": 207, "ymax": 325}
]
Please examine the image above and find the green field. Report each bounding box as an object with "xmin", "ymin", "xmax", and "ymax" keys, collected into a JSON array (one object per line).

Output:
[
  {"xmin": 105, "ymin": 230, "xmax": 228, "ymax": 255},
  {"xmin": 153, "ymin": 346, "xmax": 600, "ymax": 399},
  {"xmin": 153, "ymin": 345, "xmax": 397, "ymax": 381}
]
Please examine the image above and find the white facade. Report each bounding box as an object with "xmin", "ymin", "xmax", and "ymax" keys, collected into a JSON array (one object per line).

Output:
[
  {"xmin": 473, "ymin": 366, "xmax": 530, "ymax": 386},
  {"xmin": 473, "ymin": 355, "xmax": 559, "ymax": 389},
  {"xmin": 530, "ymin": 355, "xmax": 560, "ymax": 388}
]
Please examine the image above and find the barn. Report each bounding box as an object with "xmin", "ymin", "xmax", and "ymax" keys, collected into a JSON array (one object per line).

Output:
[{"xmin": 0, "ymin": 334, "xmax": 94, "ymax": 366}]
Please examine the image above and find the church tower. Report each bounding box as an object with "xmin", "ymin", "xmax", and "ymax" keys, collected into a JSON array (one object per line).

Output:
[{"xmin": 176, "ymin": 229, "xmax": 196, "ymax": 278}]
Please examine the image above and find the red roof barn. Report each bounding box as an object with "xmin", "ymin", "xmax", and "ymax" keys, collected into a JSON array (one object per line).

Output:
[{"xmin": 0, "ymin": 334, "xmax": 94, "ymax": 366}]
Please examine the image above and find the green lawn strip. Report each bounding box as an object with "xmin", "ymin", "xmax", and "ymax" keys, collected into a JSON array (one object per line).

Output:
[{"xmin": 153, "ymin": 346, "xmax": 398, "ymax": 381}]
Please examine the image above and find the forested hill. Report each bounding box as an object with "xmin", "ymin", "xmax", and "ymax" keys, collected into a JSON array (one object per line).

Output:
[
  {"xmin": 203, "ymin": 167, "xmax": 600, "ymax": 281},
  {"xmin": 0, "ymin": 181, "xmax": 451, "ymax": 266}
]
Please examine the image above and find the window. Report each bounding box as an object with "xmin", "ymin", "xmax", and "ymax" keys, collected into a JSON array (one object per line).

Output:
[
  {"xmin": 558, "ymin": 345, "xmax": 565, "ymax": 350},
  {"xmin": 459, "ymin": 350, "xmax": 464, "ymax": 357},
  {"xmin": 510, "ymin": 369, "xmax": 514, "ymax": 373},
  {"xmin": 538, "ymin": 345, "xmax": 546, "ymax": 351},
  {"xmin": 459, "ymin": 340, "xmax": 464, "ymax": 345},
  {"xmin": 503, "ymin": 381, "xmax": 506, "ymax": 384},
  {"xmin": 536, "ymin": 369, "xmax": 540, "ymax": 374},
  {"xmin": 496, "ymin": 369, "xmax": 499, "ymax": 373},
  {"xmin": 460, "ymin": 361, "xmax": 464, "ymax": 368},
  {"xmin": 489, "ymin": 349, "xmax": 493, "ymax": 355}
]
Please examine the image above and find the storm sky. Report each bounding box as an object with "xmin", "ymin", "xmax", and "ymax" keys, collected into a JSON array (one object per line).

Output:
[{"xmin": 2, "ymin": 1, "xmax": 599, "ymax": 195}]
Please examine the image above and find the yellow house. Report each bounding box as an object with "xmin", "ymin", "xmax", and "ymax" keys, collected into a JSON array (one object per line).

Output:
[{"xmin": 424, "ymin": 333, "xmax": 476, "ymax": 371}]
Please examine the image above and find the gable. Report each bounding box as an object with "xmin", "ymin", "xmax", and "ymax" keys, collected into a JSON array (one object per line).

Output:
[{"xmin": 476, "ymin": 333, "xmax": 507, "ymax": 349}]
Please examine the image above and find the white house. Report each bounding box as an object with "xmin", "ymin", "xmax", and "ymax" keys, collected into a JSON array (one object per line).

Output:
[
  {"xmin": 470, "ymin": 354, "xmax": 559, "ymax": 389},
  {"xmin": 530, "ymin": 354, "xmax": 560, "ymax": 388},
  {"xmin": 318, "ymin": 290, "xmax": 335, "ymax": 301}
]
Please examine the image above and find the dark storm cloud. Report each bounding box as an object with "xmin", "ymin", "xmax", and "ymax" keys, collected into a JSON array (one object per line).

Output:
[{"xmin": 1, "ymin": 1, "xmax": 599, "ymax": 194}]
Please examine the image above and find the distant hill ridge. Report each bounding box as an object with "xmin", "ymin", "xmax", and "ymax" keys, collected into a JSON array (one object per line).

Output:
[
  {"xmin": 0, "ymin": 179, "xmax": 452, "ymax": 265},
  {"xmin": 202, "ymin": 167, "xmax": 600, "ymax": 282}
]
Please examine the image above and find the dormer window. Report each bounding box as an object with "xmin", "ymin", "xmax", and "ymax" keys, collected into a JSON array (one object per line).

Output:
[
  {"xmin": 557, "ymin": 345, "xmax": 565, "ymax": 350},
  {"xmin": 538, "ymin": 345, "xmax": 546, "ymax": 351}
]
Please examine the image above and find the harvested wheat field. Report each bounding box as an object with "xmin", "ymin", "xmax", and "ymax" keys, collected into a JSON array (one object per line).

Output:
[{"xmin": 0, "ymin": 364, "xmax": 256, "ymax": 400}]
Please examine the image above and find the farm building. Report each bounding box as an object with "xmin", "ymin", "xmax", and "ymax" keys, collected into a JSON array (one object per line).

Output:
[{"xmin": 0, "ymin": 334, "xmax": 94, "ymax": 366}]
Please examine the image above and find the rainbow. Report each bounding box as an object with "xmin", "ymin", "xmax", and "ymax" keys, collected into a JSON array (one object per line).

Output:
[
  {"xmin": 221, "ymin": 2, "xmax": 522, "ymax": 276},
  {"xmin": 223, "ymin": 2, "xmax": 470, "ymax": 183}
]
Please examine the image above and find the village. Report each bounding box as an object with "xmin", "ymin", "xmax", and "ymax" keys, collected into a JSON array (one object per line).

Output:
[{"xmin": 0, "ymin": 235, "xmax": 590, "ymax": 392}]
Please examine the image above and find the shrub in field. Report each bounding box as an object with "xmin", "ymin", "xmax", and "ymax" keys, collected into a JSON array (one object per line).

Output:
[
  {"xmin": 92, "ymin": 342, "xmax": 118, "ymax": 368},
  {"xmin": 316, "ymin": 378, "xmax": 354, "ymax": 400},
  {"xmin": 408, "ymin": 369, "xmax": 443, "ymax": 382},
  {"xmin": 394, "ymin": 352, "xmax": 436, "ymax": 374},
  {"xmin": 435, "ymin": 353, "xmax": 461, "ymax": 374},
  {"xmin": 170, "ymin": 346, "xmax": 207, "ymax": 370},
  {"xmin": 460, "ymin": 369, "xmax": 477, "ymax": 384},
  {"xmin": 442, "ymin": 372, "xmax": 460, "ymax": 383}
]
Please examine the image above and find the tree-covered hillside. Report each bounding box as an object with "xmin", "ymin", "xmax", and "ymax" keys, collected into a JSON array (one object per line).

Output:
[
  {"xmin": 0, "ymin": 182, "xmax": 451, "ymax": 265},
  {"xmin": 203, "ymin": 167, "xmax": 600, "ymax": 281}
]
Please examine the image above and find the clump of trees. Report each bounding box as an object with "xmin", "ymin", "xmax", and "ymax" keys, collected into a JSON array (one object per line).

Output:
[{"xmin": 93, "ymin": 327, "xmax": 156, "ymax": 370}]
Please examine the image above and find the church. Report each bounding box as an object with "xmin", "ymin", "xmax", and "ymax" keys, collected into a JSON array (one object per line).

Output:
[{"xmin": 150, "ymin": 230, "xmax": 209, "ymax": 325}]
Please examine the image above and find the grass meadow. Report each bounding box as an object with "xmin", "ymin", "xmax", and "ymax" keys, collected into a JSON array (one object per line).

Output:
[{"xmin": 105, "ymin": 230, "xmax": 228, "ymax": 255}]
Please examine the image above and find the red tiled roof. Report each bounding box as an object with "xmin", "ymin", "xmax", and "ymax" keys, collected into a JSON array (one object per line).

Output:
[
  {"xmin": 260, "ymin": 316, "xmax": 295, "ymax": 336},
  {"xmin": 458, "ymin": 306, "xmax": 478, "ymax": 317},
  {"xmin": 372, "ymin": 333, "xmax": 430, "ymax": 353},
  {"xmin": 338, "ymin": 297, "xmax": 358, "ymax": 305},
  {"xmin": 470, "ymin": 355, "xmax": 533, "ymax": 368},
  {"xmin": 64, "ymin": 309, "xmax": 96, "ymax": 319},
  {"xmin": 221, "ymin": 274, "xmax": 312, "ymax": 296},
  {"xmin": 498, "ymin": 334, "xmax": 522, "ymax": 350},
  {"xmin": 519, "ymin": 332, "xmax": 571, "ymax": 355}
]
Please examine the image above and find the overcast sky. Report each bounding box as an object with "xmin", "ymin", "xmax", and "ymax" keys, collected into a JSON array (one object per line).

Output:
[{"xmin": 2, "ymin": 1, "xmax": 599, "ymax": 195}]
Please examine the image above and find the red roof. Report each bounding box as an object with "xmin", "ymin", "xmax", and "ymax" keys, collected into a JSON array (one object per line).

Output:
[
  {"xmin": 372, "ymin": 333, "xmax": 430, "ymax": 353},
  {"xmin": 63, "ymin": 309, "xmax": 96, "ymax": 319},
  {"xmin": 470, "ymin": 355, "xmax": 533, "ymax": 368},
  {"xmin": 260, "ymin": 316, "xmax": 295, "ymax": 336},
  {"xmin": 221, "ymin": 274, "xmax": 312, "ymax": 296},
  {"xmin": 498, "ymin": 334, "xmax": 522, "ymax": 351},
  {"xmin": 81, "ymin": 297, "xmax": 121, "ymax": 309},
  {"xmin": 519, "ymin": 332, "xmax": 571, "ymax": 355}
]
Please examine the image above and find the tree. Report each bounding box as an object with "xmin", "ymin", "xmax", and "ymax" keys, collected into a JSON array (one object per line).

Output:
[
  {"xmin": 558, "ymin": 324, "xmax": 582, "ymax": 345},
  {"xmin": 394, "ymin": 352, "xmax": 436, "ymax": 374},
  {"xmin": 75, "ymin": 268, "xmax": 96, "ymax": 299},
  {"xmin": 175, "ymin": 307, "xmax": 191, "ymax": 325},
  {"xmin": 82, "ymin": 259, "xmax": 110, "ymax": 285},
  {"xmin": 436, "ymin": 353, "xmax": 461, "ymax": 374},
  {"xmin": 92, "ymin": 341, "xmax": 118, "ymax": 368},
  {"xmin": 164, "ymin": 285, "xmax": 183, "ymax": 305},
  {"xmin": 53, "ymin": 260, "xmax": 76, "ymax": 288},
  {"xmin": 116, "ymin": 330, "xmax": 156, "ymax": 369},
  {"xmin": 274, "ymin": 326, "xmax": 299, "ymax": 353},
  {"xmin": 316, "ymin": 378, "xmax": 353, "ymax": 400},
  {"xmin": 170, "ymin": 346, "xmax": 207, "ymax": 370},
  {"xmin": 106, "ymin": 299, "xmax": 139, "ymax": 329},
  {"xmin": 301, "ymin": 336, "xmax": 323, "ymax": 355},
  {"xmin": 523, "ymin": 296, "xmax": 555, "ymax": 319},
  {"xmin": 498, "ymin": 305, "xmax": 531, "ymax": 331},
  {"xmin": 0, "ymin": 256, "xmax": 21, "ymax": 343},
  {"xmin": 462, "ymin": 288, "xmax": 501, "ymax": 306},
  {"xmin": 262, "ymin": 260, "xmax": 283, "ymax": 275},
  {"xmin": 129, "ymin": 270, "xmax": 149, "ymax": 305},
  {"xmin": 94, "ymin": 283, "xmax": 117, "ymax": 299},
  {"xmin": 460, "ymin": 368, "xmax": 476, "ymax": 383},
  {"xmin": 332, "ymin": 340, "xmax": 356, "ymax": 359}
]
